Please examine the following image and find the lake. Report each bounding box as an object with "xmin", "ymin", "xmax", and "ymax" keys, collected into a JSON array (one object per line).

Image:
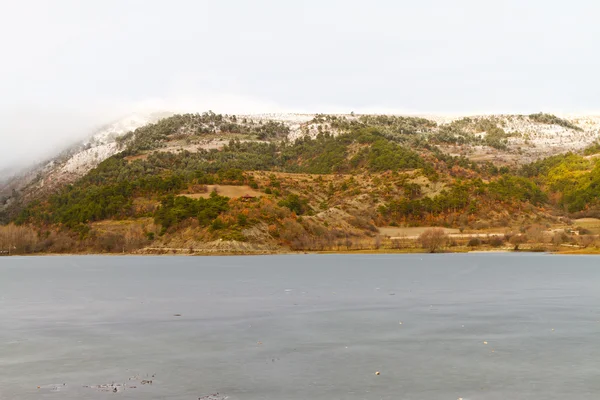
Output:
[{"xmin": 1, "ymin": 254, "xmax": 600, "ymax": 399}]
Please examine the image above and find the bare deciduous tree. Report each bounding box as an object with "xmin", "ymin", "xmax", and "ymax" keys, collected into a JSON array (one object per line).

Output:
[
  {"xmin": 578, "ymin": 235, "xmax": 595, "ymax": 248},
  {"xmin": 419, "ymin": 228, "xmax": 448, "ymax": 253},
  {"xmin": 526, "ymin": 224, "xmax": 546, "ymax": 244},
  {"xmin": 551, "ymin": 230, "xmax": 568, "ymax": 247},
  {"xmin": 509, "ymin": 234, "xmax": 528, "ymax": 251},
  {"xmin": 374, "ymin": 235, "xmax": 382, "ymax": 250}
]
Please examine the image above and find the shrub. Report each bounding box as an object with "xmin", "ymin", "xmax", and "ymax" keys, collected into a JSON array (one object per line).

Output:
[
  {"xmin": 474, "ymin": 221, "xmax": 490, "ymax": 230},
  {"xmin": 98, "ymin": 233, "xmax": 124, "ymax": 253},
  {"xmin": 577, "ymin": 227, "xmax": 592, "ymax": 235},
  {"xmin": 489, "ymin": 236, "xmax": 505, "ymax": 247},
  {"xmin": 578, "ymin": 235, "xmax": 596, "ymax": 248},
  {"xmin": 468, "ymin": 238, "xmax": 481, "ymax": 247},
  {"xmin": 278, "ymin": 194, "xmax": 309, "ymax": 215},
  {"xmin": 237, "ymin": 214, "xmax": 248, "ymax": 227},
  {"xmin": 210, "ymin": 218, "xmax": 225, "ymax": 231},
  {"xmin": 551, "ymin": 231, "xmax": 568, "ymax": 246},
  {"xmin": 509, "ymin": 234, "xmax": 528, "ymax": 250}
]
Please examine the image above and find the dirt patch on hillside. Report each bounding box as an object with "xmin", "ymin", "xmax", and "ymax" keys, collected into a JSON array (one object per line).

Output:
[
  {"xmin": 180, "ymin": 185, "xmax": 262, "ymax": 199},
  {"xmin": 574, "ymin": 218, "xmax": 600, "ymax": 234},
  {"xmin": 157, "ymin": 139, "xmax": 228, "ymax": 153},
  {"xmin": 575, "ymin": 218, "xmax": 600, "ymax": 224},
  {"xmin": 124, "ymin": 154, "xmax": 149, "ymax": 162},
  {"xmin": 91, "ymin": 218, "xmax": 155, "ymax": 233},
  {"xmin": 409, "ymin": 175, "xmax": 446, "ymax": 197},
  {"xmin": 379, "ymin": 226, "xmax": 460, "ymax": 238}
]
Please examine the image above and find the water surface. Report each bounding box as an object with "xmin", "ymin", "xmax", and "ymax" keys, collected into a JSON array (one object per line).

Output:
[{"xmin": 1, "ymin": 254, "xmax": 600, "ymax": 399}]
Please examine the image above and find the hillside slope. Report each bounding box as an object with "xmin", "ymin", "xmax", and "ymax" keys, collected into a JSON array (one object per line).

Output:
[
  {"xmin": 0, "ymin": 112, "xmax": 171, "ymax": 217},
  {"xmin": 2, "ymin": 111, "xmax": 600, "ymax": 254}
]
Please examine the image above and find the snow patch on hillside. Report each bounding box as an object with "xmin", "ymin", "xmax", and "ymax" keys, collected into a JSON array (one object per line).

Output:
[
  {"xmin": 1, "ymin": 112, "xmax": 171, "ymax": 200},
  {"xmin": 89, "ymin": 113, "xmax": 171, "ymax": 146},
  {"xmin": 56, "ymin": 112, "xmax": 171, "ymax": 177},
  {"xmin": 60, "ymin": 143, "xmax": 119, "ymax": 174},
  {"xmin": 6, "ymin": 110, "xmax": 600, "ymax": 207}
]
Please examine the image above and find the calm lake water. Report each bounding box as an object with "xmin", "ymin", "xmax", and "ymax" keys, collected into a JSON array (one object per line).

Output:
[{"xmin": 1, "ymin": 254, "xmax": 600, "ymax": 399}]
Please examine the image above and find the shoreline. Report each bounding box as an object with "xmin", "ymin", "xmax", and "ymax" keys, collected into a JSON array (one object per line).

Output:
[{"xmin": 3, "ymin": 247, "xmax": 600, "ymax": 257}]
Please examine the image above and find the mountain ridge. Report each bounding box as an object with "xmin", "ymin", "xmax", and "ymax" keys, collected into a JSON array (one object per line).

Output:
[{"xmin": 2, "ymin": 110, "xmax": 600, "ymax": 254}]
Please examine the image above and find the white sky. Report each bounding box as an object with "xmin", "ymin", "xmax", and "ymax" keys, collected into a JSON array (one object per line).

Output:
[{"xmin": 0, "ymin": 0, "xmax": 599, "ymax": 169}]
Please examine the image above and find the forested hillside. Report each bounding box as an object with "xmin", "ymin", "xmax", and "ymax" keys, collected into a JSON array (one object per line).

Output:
[{"xmin": 2, "ymin": 111, "xmax": 600, "ymax": 254}]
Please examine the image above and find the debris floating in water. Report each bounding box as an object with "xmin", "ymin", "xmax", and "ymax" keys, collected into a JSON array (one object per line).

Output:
[
  {"xmin": 83, "ymin": 374, "xmax": 156, "ymax": 393},
  {"xmin": 375, "ymin": 371, "xmax": 380, "ymax": 376},
  {"xmin": 199, "ymin": 393, "xmax": 227, "ymax": 400},
  {"xmin": 399, "ymin": 321, "xmax": 403, "ymax": 325},
  {"xmin": 83, "ymin": 383, "xmax": 126, "ymax": 393},
  {"xmin": 36, "ymin": 383, "xmax": 67, "ymax": 392},
  {"xmin": 483, "ymin": 341, "xmax": 488, "ymax": 345}
]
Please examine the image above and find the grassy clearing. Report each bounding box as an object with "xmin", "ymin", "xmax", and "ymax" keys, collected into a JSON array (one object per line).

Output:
[
  {"xmin": 379, "ymin": 226, "xmax": 460, "ymax": 238},
  {"xmin": 180, "ymin": 185, "xmax": 263, "ymax": 199},
  {"xmin": 573, "ymin": 218, "xmax": 600, "ymax": 234}
]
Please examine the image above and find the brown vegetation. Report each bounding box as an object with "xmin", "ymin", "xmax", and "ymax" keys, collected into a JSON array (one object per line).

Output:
[
  {"xmin": 180, "ymin": 185, "xmax": 262, "ymax": 199},
  {"xmin": 0, "ymin": 219, "xmax": 156, "ymax": 255},
  {"xmin": 509, "ymin": 234, "xmax": 528, "ymax": 250},
  {"xmin": 419, "ymin": 228, "xmax": 448, "ymax": 253}
]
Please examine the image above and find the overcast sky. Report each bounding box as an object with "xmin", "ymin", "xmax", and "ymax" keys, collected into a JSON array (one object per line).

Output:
[{"xmin": 1, "ymin": 0, "xmax": 599, "ymax": 170}]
